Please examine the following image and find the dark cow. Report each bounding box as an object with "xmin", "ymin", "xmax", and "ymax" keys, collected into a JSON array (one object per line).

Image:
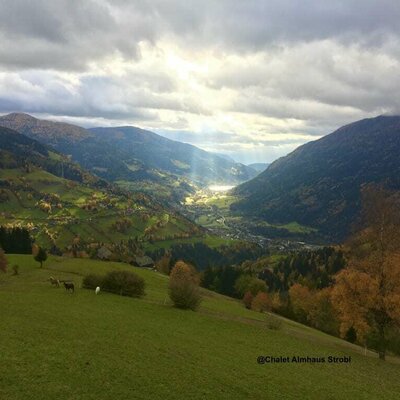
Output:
[{"xmin": 63, "ymin": 282, "xmax": 75, "ymax": 293}]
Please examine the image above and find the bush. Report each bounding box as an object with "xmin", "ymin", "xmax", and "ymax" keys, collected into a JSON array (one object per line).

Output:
[
  {"xmin": 82, "ymin": 273, "xmax": 103, "ymax": 289},
  {"xmin": 169, "ymin": 261, "xmax": 202, "ymax": 310},
  {"xmin": 103, "ymin": 270, "xmax": 145, "ymax": 298},
  {"xmin": 266, "ymin": 314, "xmax": 282, "ymax": 330},
  {"xmin": 169, "ymin": 280, "xmax": 202, "ymax": 310},
  {"xmin": 82, "ymin": 270, "xmax": 145, "ymax": 298}
]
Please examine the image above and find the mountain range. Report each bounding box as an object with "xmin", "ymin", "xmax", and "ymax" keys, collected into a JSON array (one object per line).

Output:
[
  {"xmin": 0, "ymin": 113, "xmax": 257, "ymax": 202},
  {"xmin": 3, "ymin": 112, "xmax": 400, "ymax": 243},
  {"xmin": 0, "ymin": 125, "xmax": 202, "ymax": 251},
  {"xmin": 232, "ymin": 115, "xmax": 400, "ymax": 240}
]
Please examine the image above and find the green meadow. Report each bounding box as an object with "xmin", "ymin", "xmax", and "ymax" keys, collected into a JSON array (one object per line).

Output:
[
  {"xmin": 0, "ymin": 167, "xmax": 226, "ymax": 250},
  {"xmin": 0, "ymin": 255, "xmax": 399, "ymax": 399}
]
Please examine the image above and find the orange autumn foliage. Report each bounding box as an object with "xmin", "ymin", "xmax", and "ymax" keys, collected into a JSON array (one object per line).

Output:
[
  {"xmin": 243, "ymin": 291, "xmax": 253, "ymax": 309},
  {"xmin": 289, "ymin": 283, "xmax": 313, "ymax": 321},
  {"xmin": 169, "ymin": 261, "xmax": 201, "ymax": 310},
  {"xmin": 169, "ymin": 260, "xmax": 200, "ymax": 285},
  {"xmin": 331, "ymin": 185, "xmax": 400, "ymax": 360},
  {"xmin": 251, "ymin": 292, "xmax": 270, "ymax": 312}
]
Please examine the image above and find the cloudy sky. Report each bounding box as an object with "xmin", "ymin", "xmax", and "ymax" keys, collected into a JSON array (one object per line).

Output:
[{"xmin": 1, "ymin": 1, "xmax": 400, "ymax": 163}]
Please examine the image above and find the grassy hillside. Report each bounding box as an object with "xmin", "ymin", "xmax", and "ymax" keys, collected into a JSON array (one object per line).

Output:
[
  {"xmin": 0, "ymin": 166, "xmax": 209, "ymax": 251},
  {"xmin": 0, "ymin": 126, "xmax": 237, "ymax": 252},
  {"xmin": 1, "ymin": 255, "xmax": 399, "ymax": 399}
]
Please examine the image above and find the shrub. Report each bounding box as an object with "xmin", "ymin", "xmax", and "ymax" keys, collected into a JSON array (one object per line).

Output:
[
  {"xmin": 169, "ymin": 261, "xmax": 201, "ymax": 310},
  {"xmin": 82, "ymin": 270, "xmax": 145, "ymax": 298},
  {"xmin": 102, "ymin": 270, "xmax": 145, "ymax": 298},
  {"xmin": 169, "ymin": 279, "xmax": 202, "ymax": 310},
  {"xmin": 82, "ymin": 273, "xmax": 103, "ymax": 289},
  {"xmin": 266, "ymin": 314, "xmax": 282, "ymax": 330}
]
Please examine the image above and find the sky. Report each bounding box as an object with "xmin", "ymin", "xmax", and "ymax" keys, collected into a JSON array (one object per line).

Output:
[{"xmin": 1, "ymin": 1, "xmax": 400, "ymax": 164}]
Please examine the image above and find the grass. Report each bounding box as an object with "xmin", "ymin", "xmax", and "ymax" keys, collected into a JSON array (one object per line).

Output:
[
  {"xmin": 184, "ymin": 189, "xmax": 316, "ymax": 236},
  {"xmin": 278, "ymin": 221, "xmax": 318, "ymax": 234},
  {"xmin": 1, "ymin": 255, "xmax": 399, "ymax": 399},
  {"xmin": 0, "ymin": 167, "xmax": 205, "ymax": 250}
]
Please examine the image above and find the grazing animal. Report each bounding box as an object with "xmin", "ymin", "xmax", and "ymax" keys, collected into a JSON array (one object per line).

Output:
[
  {"xmin": 63, "ymin": 282, "xmax": 75, "ymax": 293},
  {"xmin": 95, "ymin": 286, "xmax": 100, "ymax": 295},
  {"xmin": 49, "ymin": 276, "xmax": 60, "ymax": 288}
]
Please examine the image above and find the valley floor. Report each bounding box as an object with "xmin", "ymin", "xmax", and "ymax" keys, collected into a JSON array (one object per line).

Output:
[
  {"xmin": 181, "ymin": 188, "xmax": 322, "ymax": 251},
  {"xmin": 1, "ymin": 255, "xmax": 399, "ymax": 399}
]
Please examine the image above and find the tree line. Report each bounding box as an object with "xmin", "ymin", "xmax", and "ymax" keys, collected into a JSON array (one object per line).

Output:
[
  {"xmin": 149, "ymin": 241, "xmax": 266, "ymax": 271},
  {"xmin": 0, "ymin": 226, "xmax": 32, "ymax": 254}
]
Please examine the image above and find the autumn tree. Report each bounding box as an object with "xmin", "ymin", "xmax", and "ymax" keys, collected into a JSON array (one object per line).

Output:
[
  {"xmin": 0, "ymin": 247, "xmax": 7, "ymax": 273},
  {"xmin": 156, "ymin": 252, "xmax": 171, "ymax": 275},
  {"xmin": 34, "ymin": 247, "xmax": 47, "ymax": 268},
  {"xmin": 252, "ymin": 292, "xmax": 270, "ymax": 313},
  {"xmin": 289, "ymin": 283, "xmax": 313, "ymax": 323},
  {"xmin": 243, "ymin": 291, "xmax": 253, "ymax": 309},
  {"xmin": 269, "ymin": 292, "xmax": 284, "ymax": 313},
  {"xmin": 169, "ymin": 261, "xmax": 202, "ymax": 310},
  {"xmin": 307, "ymin": 287, "xmax": 338, "ymax": 335},
  {"xmin": 332, "ymin": 185, "xmax": 400, "ymax": 360}
]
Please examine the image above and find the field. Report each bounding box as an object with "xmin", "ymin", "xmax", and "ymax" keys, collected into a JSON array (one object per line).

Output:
[
  {"xmin": 1, "ymin": 255, "xmax": 399, "ymax": 399},
  {"xmin": 0, "ymin": 167, "xmax": 209, "ymax": 250},
  {"xmin": 185, "ymin": 189, "xmax": 317, "ymax": 238}
]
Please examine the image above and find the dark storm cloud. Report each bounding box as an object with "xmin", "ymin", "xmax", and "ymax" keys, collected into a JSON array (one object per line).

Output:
[
  {"xmin": 0, "ymin": 0, "xmax": 400, "ymax": 162},
  {"xmin": 0, "ymin": 0, "xmax": 144, "ymax": 70},
  {"xmin": 1, "ymin": 0, "xmax": 400, "ymax": 71}
]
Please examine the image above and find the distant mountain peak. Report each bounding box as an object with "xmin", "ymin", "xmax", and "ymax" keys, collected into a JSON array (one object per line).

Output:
[
  {"xmin": 0, "ymin": 112, "xmax": 92, "ymax": 143},
  {"xmin": 1, "ymin": 112, "xmax": 38, "ymax": 120}
]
